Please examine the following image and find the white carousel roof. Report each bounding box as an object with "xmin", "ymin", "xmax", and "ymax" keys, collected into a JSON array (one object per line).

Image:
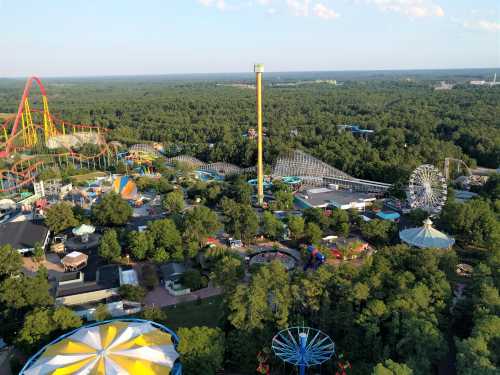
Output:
[
  {"xmin": 72, "ymin": 224, "xmax": 96, "ymax": 236},
  {"xmin": 399, "ymin": 218, "xmax": 455, "ymax": 249},
  {"xmin": 22, "ymin": 320, "xmax": 179, "ymax": 375}
]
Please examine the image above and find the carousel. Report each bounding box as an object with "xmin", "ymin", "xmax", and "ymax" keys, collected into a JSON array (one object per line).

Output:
[{"xmin": 61, "ymin": 251, "xmax": 89, "ymax": 272}]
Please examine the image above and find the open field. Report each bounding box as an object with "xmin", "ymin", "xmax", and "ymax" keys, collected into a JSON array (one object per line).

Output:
[
  {"xmin": 69, "ymin": 171, "xmax": 108, "ymax": 183},
  {"xmin": 162, "ymin": 295, "xmax": 224, "ymax": 330}
]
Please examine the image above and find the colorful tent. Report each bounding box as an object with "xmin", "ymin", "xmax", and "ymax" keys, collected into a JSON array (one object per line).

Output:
[
  {"xmin": 399, "ymin": 218, "xmax": 455, "ymax": 249},
  {"xmin": 20, "ymin": 319, "xmax": 181, "ymax": 375},
  {"xmin": 112, "ymin": 176, "xmax": 138, "ymax": 200}
]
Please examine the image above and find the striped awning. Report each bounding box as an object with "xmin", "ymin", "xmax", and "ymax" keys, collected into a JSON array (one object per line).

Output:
[{"xmin": 22, "ymin": 320, "xmax": 180, "ymax": 375}]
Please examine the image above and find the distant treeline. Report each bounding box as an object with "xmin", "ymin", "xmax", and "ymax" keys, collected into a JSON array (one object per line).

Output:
[{"xmin": 0, "ymin": 76, "xmax": 498, "ymax": 185}]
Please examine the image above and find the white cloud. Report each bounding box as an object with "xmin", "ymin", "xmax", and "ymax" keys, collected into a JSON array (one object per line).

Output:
[
  {"xmin": 463, "ymin": 19, "xmax": 500, "ymax": 32},
  {"xmin": 368, "ymin": 0, "xmax": 445, "ymax": 18},
  {"xmin": 286, "ymin": 0, "xmax": 311, "ymax": 17},
  {"xmin": 477, "ymin": 20, "xmax": 500, "ymax": 32},
  {"xmin": 197, "ymin": 0, "xmax": 227, "ymax": 10},
  {"xmin": 313, "ymin": 3, "xmax": 340, "ymax": 20}
]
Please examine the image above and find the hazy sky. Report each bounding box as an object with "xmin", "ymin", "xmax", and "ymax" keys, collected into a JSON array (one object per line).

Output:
[{"xmin": 0, "ymin": 0, "xmax": 498, "ymax": 77}]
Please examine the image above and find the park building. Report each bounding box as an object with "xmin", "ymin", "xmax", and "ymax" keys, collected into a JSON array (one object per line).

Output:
[
  {"xmin": 0, "ymin": 220, "xmax": 50, "ymax": 254},
  {"xmin": 295, "ymin": 187, "xmax": 376, "ymax": 211}
]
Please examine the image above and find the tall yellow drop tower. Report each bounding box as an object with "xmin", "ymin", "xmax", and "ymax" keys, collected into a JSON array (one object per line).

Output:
[{"xmin": 254, "ymin": 63, "xmax": 265, "ymax": 206}]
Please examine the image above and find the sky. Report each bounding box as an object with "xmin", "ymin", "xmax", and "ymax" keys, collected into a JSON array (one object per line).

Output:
[{"xmin": 0, "ymin": 0, "xmax": 498, "ymax": 77}]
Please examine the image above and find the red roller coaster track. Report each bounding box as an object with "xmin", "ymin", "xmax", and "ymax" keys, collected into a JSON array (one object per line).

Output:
[
  {"xmin": 0, "ymin": 76, "xmax": 113, "ymax": 193},
  {"xmin": 0, "ymin": 76, "xmax": 48, "ymax": 158}
]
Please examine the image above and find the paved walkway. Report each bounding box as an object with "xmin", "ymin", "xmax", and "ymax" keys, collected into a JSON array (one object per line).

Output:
[{"xmin": 144, "ymin": 284, "xmax": 222, "ymax": 308}]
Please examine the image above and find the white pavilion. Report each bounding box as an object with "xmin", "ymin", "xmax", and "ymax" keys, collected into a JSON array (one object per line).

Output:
[{"xmin": 399, "ymin": 218, "xmax": 455, "ymax": 249}]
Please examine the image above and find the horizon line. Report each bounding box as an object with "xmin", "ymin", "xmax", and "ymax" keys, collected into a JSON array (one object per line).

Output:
[{"xmin": 1, "ymin": 66, "xmax": 500, "ymax": 80}]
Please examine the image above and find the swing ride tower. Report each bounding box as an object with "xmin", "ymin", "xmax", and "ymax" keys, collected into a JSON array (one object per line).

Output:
[{"xmin": 254, "ymin": 63, "xmax": 265, "ymax": 206}]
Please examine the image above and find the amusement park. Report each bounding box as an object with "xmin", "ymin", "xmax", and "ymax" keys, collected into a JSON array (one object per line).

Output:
[{"xmin": 0, "ymin": 67, "xmax": 498, "ymax": 375}]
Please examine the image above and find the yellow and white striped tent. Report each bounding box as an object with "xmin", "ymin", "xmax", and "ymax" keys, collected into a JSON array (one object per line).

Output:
[{"xmin": 22, "ymin": 320, "xmax": 180, "ymax": 375}]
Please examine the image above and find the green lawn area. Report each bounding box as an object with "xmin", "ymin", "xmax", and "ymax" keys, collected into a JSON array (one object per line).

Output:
[
  {"xmin": 69, "ymin": 171, "xmax": 108, "ymax": 183},
  {"xmin": 162, "ymin": 295, "xmax": 225, "ymax": 330}
]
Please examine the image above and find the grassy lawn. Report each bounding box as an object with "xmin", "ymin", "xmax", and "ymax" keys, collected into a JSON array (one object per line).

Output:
[
  {"xmin": 69, "ymin": 171, "xmax": 108, "ymax": 183},
  {"xmin": 162, "ymin": 295, "xmax": 225, "ymax": 330}
]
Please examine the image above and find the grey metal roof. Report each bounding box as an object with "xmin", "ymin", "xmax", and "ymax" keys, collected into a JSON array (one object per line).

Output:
[
  {"xmin": 0, "ymin": 220, "xmax": 49, "ymax": 250},
  {"xmin": 159, "ymin": 262, "xmax": 186, "ymax": 280},
  {"xmin": 297, "ymin": 189, "xmax": 375, "ymax": 208}
]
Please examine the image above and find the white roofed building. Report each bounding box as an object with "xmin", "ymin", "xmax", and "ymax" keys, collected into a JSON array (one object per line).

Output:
[{"xmin": 399, "ymin": 218, "xmax": 455, "ymax": 249}]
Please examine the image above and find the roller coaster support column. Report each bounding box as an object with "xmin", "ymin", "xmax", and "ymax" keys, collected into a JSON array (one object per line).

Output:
[{"xmin": 255, "ymin": 63, "xmax": 265, "ymax": 206}]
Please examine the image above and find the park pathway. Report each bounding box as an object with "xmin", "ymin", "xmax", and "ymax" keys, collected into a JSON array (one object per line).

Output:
[{"xmin": 144, "ymin": 284, "xmax": 222, "ymax": 308}]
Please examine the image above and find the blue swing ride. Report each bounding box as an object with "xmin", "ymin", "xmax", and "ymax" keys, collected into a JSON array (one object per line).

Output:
[{"xmin": 271, "ymin": 326, "xmax": 335, "ymax": 375}]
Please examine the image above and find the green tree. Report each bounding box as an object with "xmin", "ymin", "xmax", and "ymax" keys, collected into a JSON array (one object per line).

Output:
[
  {"xmin": 92, "ymin": 192, "xmax": 132, "ymax": 226},
  {"xmin": 163, "ymin": 190, "xmax": 185, "ymax": 213},
  {"xmin": 405, "ymin": 209, "xmax": 428, "ymax": 227},
  {"xmin": 147, "ymin": 219, "xmax": 183, "ymax": 262},
  {"xmin": 372, "ymin": 360, "xmax": 414, "ymax": 375},
  {"xmin": 94, "ymin": 304, "xmax": 111, "ymax": 321},
  {"xmin": 0, "ymin": 269, "xmax": 53, "ymax": 309},
  {"xmin": 331, "ymin": 209, "xmax": 350, "ymax": 237},
  {"xmin": 142, "ymin": 264, "xmax": 159, "ymax": 290},
  {"xmin": 32, "ymin": 242, "xmax": 45, "ymax": 266},
  {"xmin": 273, "ymin": 190, "xmax": 294, "ymax": 210},
  {"xmin": 177, "ymin": 326, "xmax": 225, "ymax": 375},
  {"xmin": 183, "ymin": 206, "xmax": 222, "ymax": 257},
  {"xmin": 287, "ymin": 216, "xmax": 305, "ymax": 240},
  {"xmin": 303, "ymin": 207, "xmax": 330, "ymax": 229},
  {"xmin": 228, "ymin": 176, "xmax": 253, "ymax": 204},
  {"xmin": 44, "ymin": 202, "xmax": 79, "ymax": 234},
  {"xmin": 480, "ymin": 173, "xmax": 500, "ymax": 200},
  {"xmin": 439, "ymin": 198, "xmax": 500, "ymax": 248},
  {"xmin": 0, "ymin": 245, "xmax": 22, "ymax": 279},
  {"xmin": 156, "ymin": 177, "xmax": 174, "ymax": 194},
  {"xmin": 51, "ymin": 306, "xmax": 83, "ymax": 330},
  {"xmin": 141, "ymin": 306, "xmax": 167, "ymax": 322},
  {"xmin": 361, "ymin": 219, "xmax": 397, "ymax": 246},
  {"xmin": 455, "ymin": 248, "xmax": 500, "ymax": 375},
  {"xmin": 118, "ymin": 284, "xmax": 147, "ymax": 302},
  {"xmin": 221, "ymin": 198, "xmax": 259, "ymax": 243},
  {"xmin": 212, "ymin": 255, "xmax": 244, "ymax": 295},
  {"xmin": 16, "ymin": 308, "xmax": 55, "ymax": 351},
  {"xmin": 72, "ymin": 205, "xmax": 88, "ymax": 223},
  {"xmin": 456, "ymin": 316, "xmax": 500, "ymax": 375},
  {"xmin": 229, "ymin": 261, "xmax": 292, "ymax": 330},
  {"xmin": 128, "ymin": 231, "xmax": 153, "ymax": 260},
  {"xmin": 262, "ymin": 211, "xmax": 284, "ymax": 240},
  {"xmin": 16, "ymin": 306, "xmax": 81, "ymax": 352},
  {"xmin": 99, "ymin": 229, "xmax": 122, "ymax": 261},
  {"xmin": 181, "ymin": 269, "xmax": 204, "ymax": 290},
  {"xmin": 305, "ymin": 222, "xmax": 322, "ymax": 245}
]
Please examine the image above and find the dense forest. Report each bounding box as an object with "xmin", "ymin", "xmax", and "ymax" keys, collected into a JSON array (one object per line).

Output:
[{"xmin": 0, "ymin": 74, "xmax": 498, "ymax": 187}]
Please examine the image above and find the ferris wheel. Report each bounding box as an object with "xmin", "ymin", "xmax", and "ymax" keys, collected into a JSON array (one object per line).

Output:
[{"xmin": 408, "ymin": 164, "xmax": 448, "ymax": 215}]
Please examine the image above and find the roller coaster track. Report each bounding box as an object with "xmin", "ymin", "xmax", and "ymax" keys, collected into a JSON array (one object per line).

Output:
[
  {"xmin": 0, "ymin": 76, "xmax": 112, "ymax": 193},
  {"xmin": 167, "ymin": 151, "xmax": 390, "ymax": 192},
  {"xmin": 165, "ymin": 155, "xmax": 255, "ymax": 176}
]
